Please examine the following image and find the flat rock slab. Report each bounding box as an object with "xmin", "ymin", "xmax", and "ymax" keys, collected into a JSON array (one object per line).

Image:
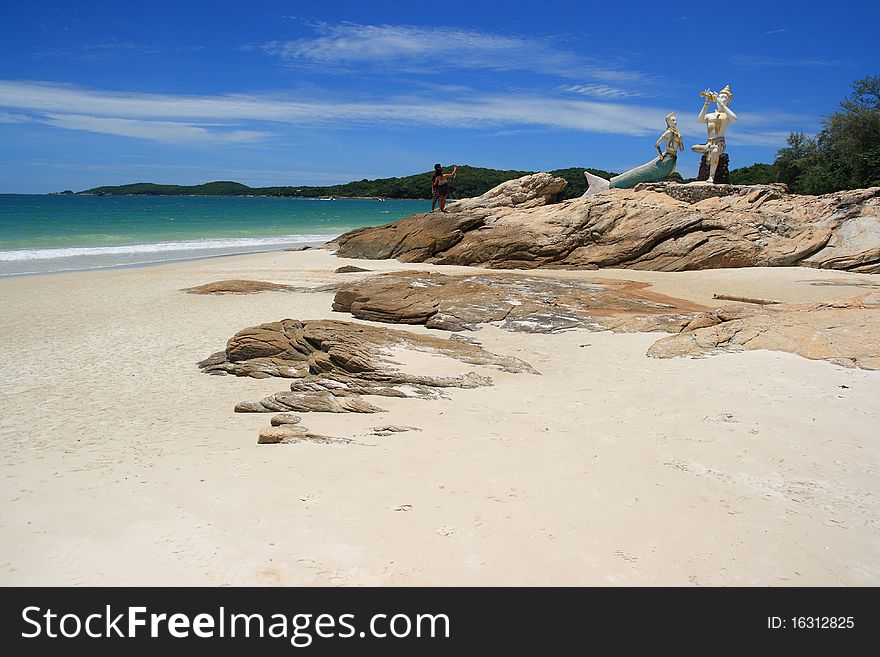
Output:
[
  {"xmin": 648, "ymin": 291, "xmax": 880, "ymax": 370},
  {"xmin": 331, "ymin": 271, "xmax": 880, "ymax": 370},
  {"xmin": 333, "ymin": 270, "xmax": 706, "ymax": 333},
  {"xmin": 183, "ymin": 280, "xmax": 339, "ymax": 296},
  {"xmin": 183, "ymin": 279, "xmax": 296, "ymax": 294}
]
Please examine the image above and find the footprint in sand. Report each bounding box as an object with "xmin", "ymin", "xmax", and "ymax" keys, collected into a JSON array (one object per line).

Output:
[{"xmin": 613, "ymin": 549, "xmax": 638, "ymax": 563}]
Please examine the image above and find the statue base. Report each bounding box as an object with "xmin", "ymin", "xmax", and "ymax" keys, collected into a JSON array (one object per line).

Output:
[
  {"xmin": 633, "ymin": 180, "xmax": 788, "ymax": 204},
  {"xmin": 697, "ymin": 154, "xmax": 729, "ymax": 184}
]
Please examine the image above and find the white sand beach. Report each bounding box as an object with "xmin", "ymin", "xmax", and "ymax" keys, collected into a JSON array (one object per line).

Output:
[{"xmin": 1, "ymin": 250, "xmax": 878, "ymax": 586}]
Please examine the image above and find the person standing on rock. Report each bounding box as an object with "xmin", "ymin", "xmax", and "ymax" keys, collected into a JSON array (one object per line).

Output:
[{"xmin": 432, "ymin": 163, "xmax": 457, "ymax": 212}]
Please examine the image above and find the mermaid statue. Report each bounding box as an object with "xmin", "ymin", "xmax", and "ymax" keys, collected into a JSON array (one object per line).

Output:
[{"xmin": 583, "ymin": 112, "xmax": 684, "ymax": 195}]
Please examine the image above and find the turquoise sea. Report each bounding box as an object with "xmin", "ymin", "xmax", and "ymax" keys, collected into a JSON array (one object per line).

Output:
[{"xmin": 0, "ymin": 194, "xmax": 428, "ymax": 277}]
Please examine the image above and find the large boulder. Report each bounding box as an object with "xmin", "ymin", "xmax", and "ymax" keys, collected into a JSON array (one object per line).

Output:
[{"xmin": 333, "ymin": 177, "xmax": 880, "ymax": 273}]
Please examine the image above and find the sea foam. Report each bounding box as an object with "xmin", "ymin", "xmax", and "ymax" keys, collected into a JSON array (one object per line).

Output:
[{"xmin": 0, "ymin": 234, "xmax": 332, "ymax": 262}]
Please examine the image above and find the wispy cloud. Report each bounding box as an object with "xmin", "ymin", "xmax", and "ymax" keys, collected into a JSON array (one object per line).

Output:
[
  {"xmin": 34, "ymin": 41, "xmax": 162, "ymax": 61},
  {"xmin": 730, "ymin": 54, "xmax": 845, "ymax": 69},
  {"xmin": 561, "ymin": 84, "xmax": 645, "ymax": 99},
  {"xmin": 260, "ymin": 23, "xmax": 647, "ymax": 83},
  {"xmin": 0, "ymin": 80, "xmax": 667, "ymax": 137},
  {"xmin": 0, "ymin": 111, "xmax": 36, "ymax": 123},
  {"xmin": 0, "ymin": 80, "xmax": 800, "ymax": 147},
  {"xmin": 764, "ymin": 28, "xmax": 788, "ymax": 35},
  {"xmin": 40, "ymin": 114, "xmax": 273, "ymax": 144}
]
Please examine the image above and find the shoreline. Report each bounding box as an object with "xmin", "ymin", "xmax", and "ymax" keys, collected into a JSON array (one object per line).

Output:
[
  {"xmin": 1, "ymin": 249, "xmax": 878, "ymax": 586},
  {"xmin": 0, "ymin": 241, "xmax": 334, "ymax": 280}
]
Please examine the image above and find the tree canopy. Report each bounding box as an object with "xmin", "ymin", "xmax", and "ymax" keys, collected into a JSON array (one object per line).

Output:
[{"xmin": 730, "ymin": 75, "xmax": 880, "ymax": 194}]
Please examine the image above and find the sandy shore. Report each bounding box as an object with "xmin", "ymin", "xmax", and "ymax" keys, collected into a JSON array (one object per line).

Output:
[{"xmin": 1, "ymin": 250, "xmax": 878, "ymax": 586}]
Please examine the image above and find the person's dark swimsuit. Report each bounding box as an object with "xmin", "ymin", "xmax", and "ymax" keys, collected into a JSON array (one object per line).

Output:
[{"xmin": 436, "ymin": 181, "xmax": 449, "ymax": 195}]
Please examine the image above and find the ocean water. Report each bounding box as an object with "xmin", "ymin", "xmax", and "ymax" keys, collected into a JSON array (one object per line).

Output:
[{"xmin": 0, "ymin": 194, "xmax": 428, "ymax": 277}]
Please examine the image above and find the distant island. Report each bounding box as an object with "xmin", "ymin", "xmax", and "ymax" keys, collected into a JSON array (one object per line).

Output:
[{"xmin": 76, "ymin": 166, "xmax": 636, "ymax": 201}]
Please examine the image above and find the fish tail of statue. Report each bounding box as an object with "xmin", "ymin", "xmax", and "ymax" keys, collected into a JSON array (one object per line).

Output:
[{"xmin": 583, "ymin": 171, "xmax": 611, "ymax": 196}]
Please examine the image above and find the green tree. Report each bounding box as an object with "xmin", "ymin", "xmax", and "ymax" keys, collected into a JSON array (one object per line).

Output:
[
  {"xmin": 774, "ymin": 131, "xmax": 819, "ymax": 191},
  {"xmin": 779, "ymin": 75, "xmax": 880, "ymax": 193},
  {"xmin": 728, "ymin": 162, "xmax": 776, "ymax": 185}
]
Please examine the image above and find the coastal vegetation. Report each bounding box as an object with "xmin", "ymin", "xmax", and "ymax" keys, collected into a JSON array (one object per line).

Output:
[
  {"xmin": 79, "ymin": 166, "xmax": 620, "ymax": 200},
  {"xmin": 729, "ymin": 75, "xmax": 880, "ymax": 193}
]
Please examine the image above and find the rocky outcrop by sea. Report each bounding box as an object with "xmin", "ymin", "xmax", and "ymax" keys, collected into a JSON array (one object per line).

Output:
[
  {"xmin": 333, "ymin": 175, "xmax": 880, "ymax": 273},
  {"xmin": 195, "ymin": 175, "xmax": 880, "ymax": 445}
]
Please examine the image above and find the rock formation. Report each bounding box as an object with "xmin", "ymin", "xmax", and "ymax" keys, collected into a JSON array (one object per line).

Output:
[
  {"xmin": 258, "ymin": 424, "xmax": 347, "ymax": 445},
  {"xmin": 332, "ymin": 174, "xmax": 880, "ymax": 273},
  {"xmin": 648, "ymin": 291, "xmax": 880, "ymax": 370},
  {"xmin": 198, "ymin": 319, "xmax": 536, "ymax": 414},
  {"xmin": 333, "ymin": 270, "xmax": 706, "ymax": 333},
  {"xmin": 330, "ymin": 270, "xmax": 880, "ymax": 370},
  {"xmin": 183, "ymin": 279, "xmax": 338, "ymax": 295},
  {"xmin": 446, "ymin": 171, "xmax": 568, "ymax": 211},
  {"xmin": 183, "ymin": 279, "xmax": 297, "ymax": 294}
]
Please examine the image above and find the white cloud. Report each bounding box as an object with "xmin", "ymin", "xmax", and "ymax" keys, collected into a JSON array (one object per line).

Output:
[
  {"xmin": 261, "ymin": 23, "xmax": 646, "ymax": 82},
  {"xmin": 37, "ymin": 113, "xmax": 273, "ymax": 144},
  {"xmin": 561, "ymin": 84, "xmax": 645, "ymax": 99},
  {"xmin": 722, "ymin": 130, "xmax": 793, "ymax": 147},
  {"xmin": 0, "ymin": 111, "xmax": 35, "ymax": 123},
  {"xmin": 0, "ymin": 80, "xmax": 662, "ymax": 135},
  {"xmin": 0, "ymin": 80, "xmax": 798, "ymax": 146}
]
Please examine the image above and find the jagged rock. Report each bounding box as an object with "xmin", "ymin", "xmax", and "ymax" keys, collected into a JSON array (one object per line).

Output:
[
  {"xmin": 333, "ymin": 270, "xmax": 706, "ymax": 333},
  {"xmin": 648, "ymin": 291, "xmax": 880, "ymax": 370},
  {"xmin": 183, "ymin": 279, "xmax": 295, "ymax": 294},
  {"xmin": 236, "ymin": 391, "xmax": 386, "ymax": 414},
  {"xmin": 258, "ymin": 424, "xmax": 308, "ymax": 443},
  {"xmin": 446, "ymin": 172, "xmax": 568, "ymax": 211},
  {"xmin": 270, "ymin": 413, "xmax": 302, "ymax": 426},
  {"xmin": 335, "ymin": 265, "xmax": 372, "ymax": 273},
  {"xmin": 333, "ymin": 176, "xmax": 880, "ymax": 273},
  {"xmin": 258, "ymin": 424, "xmax": 347, "ymax": 444},
  {"xmin": 201, "ymin": 318, "xmax": 536, "ymax": 414}
]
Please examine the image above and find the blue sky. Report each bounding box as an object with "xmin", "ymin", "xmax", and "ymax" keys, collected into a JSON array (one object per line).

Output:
[{"xmin": 1, "ymin": 0, "xmax": 876, "ymax": 193}]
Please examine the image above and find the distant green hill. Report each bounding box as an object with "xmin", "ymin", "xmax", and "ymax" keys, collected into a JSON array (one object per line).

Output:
[
  {"xmin": 78, "ymin": 165, "xmax": 620, "ymax": 201},
  {"xmin": 82, "ymin": 181, "xmax": 254, "ymax": 196}
]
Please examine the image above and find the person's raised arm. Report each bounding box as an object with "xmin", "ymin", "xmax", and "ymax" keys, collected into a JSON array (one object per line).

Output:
[
  {"xmin": 717, "ymin": 98, "xmax": 737, "ymax": 122},
  {"xmin": 697, "ymin": 91, "xmax": 712, "ymax": 123}
]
